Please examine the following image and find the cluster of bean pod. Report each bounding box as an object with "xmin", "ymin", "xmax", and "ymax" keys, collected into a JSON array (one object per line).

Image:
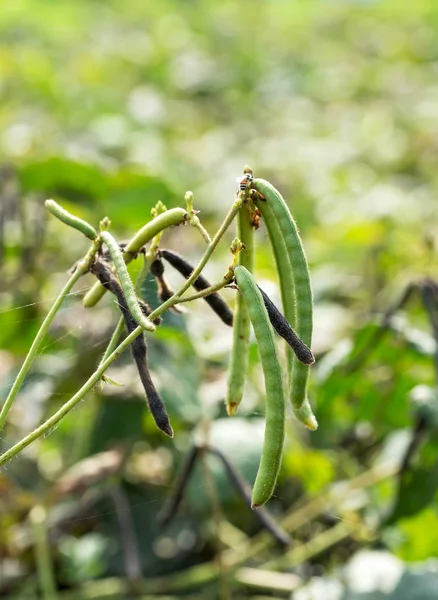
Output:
[
  {"xmin": 44, "ymin": 171, "xmax": 316, "ymax": 509},
  {"xmin": 223, "ymin": 171, "xmax": 317, "ymax": 508}
]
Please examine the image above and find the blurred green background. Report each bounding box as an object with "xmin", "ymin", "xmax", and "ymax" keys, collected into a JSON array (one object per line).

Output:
[{"xmin": 1, "ymin": 1, "xmax": 438, "ymax": 598}]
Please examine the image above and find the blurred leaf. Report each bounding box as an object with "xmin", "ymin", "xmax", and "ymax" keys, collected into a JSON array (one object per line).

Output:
[
  {"xmin": 283, "ymin": 446, "xmax": 335, "ymax": 494},
  {"xmin": 395, "ymin": 507, "xmax": 438, "ymax": 562},
  {"xmin": 386, "ymin": 437, "xmax": 438, "ymax": 524},
  {"xmin": 19, "ymin": 158, "xmax": 107, "ymax": 202}
]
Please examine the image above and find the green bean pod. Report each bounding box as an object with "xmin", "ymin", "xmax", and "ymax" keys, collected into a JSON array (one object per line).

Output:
[
  {"xmin": 83, "ymin": 207, "xmax": 187, "ymax": 308},
  {"xmin": 45, "ymin": 199, "xmax": 97, "ymax": 240},
  {"xmin": 225, "ymin": 203, "xmax": 254, "ymax": 415},
  {"xmin": 252, "ymin": 179, "xmax": 315, "ymax": 423},
  {"xmin": 292, "ymin": 397, "xmax": 318, "ymax": 431},
  {"xmin": 255, "ymin": 200, "xmax": 317, "ymax": 429},
  {"xmin": 234, "ymin": 265, "xmax": 285, "ymax": 508},
  {"xmin": 100, "ymin": 231, "xmax": 155, "ymax": 332}
]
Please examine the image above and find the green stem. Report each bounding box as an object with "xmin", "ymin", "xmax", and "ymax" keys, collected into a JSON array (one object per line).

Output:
[
  {"xmin": 192, "ymin": 220, "xmax": 211, "ymax": 244},
  {"xmin": 0, "ymin": 240, "xmax": 100, "ymax": 432},
  {"xmin": 138, "ymin": 233, "xmax": 162, "ymax": 287},
  {"xmin": 177, "ymin": 278, "xmax": 231, "ymax": 303},
  {"xmin": 185, "ymin": 190, "xmax": 212, "ymax": 244},
  {"xmin": 0, "ymin": 322, "xmax": 142, "ymax": 466},
  {"xmin": 101, "ymin": 317, "xmax": 126, "ymax": 365}
]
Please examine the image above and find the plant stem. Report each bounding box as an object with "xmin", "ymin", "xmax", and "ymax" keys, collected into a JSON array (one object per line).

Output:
[
  {"xmin": 192, "ymin": 220, "xmax": 211, "ymax": 244},
  {"xmin": 185, "ymin": 190, "xmax": 212, "ymax": 244},
  {"xmin": 0, "ymin": 322, "xmax": 142, "ymax": 466},
  {"xmin": 101, "ymin": 317, "xmax": 126, "ymax": 364},
  {"xmin": 0, "ymin": 240, "xmax": 100, "ymax": 432},
  {"xmin": 177, "ymin": 278, "xmax": 232, "ymax": 303}
]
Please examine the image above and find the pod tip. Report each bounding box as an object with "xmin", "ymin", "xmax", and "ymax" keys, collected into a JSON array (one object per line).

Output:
[
  {"xmin": 160, "ymin": 423, "xmax": 174, "ymax": 438},
  {"xmin": 293, "ymin": 401, "xmax": 319, "ymax": 431},
  {"xmin": 226, "ymin": 403, "xmax": 238, "ymax": 416},
  {"xmin": 304, "ymin": 417, "xmax": 318, "ymax": 431}
]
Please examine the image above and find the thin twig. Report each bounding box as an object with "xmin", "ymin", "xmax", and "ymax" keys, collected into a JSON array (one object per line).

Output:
[
  {"xmin": 177, "ymin": 279, "xmax": 232, "ymax": 303},
  {"xmin": 158, "ymin": 445, "xmax": 200, "ymax": 527},
  {"xmin": 208, "ymin": 446, "xmax": 291, "ymax": 548}
]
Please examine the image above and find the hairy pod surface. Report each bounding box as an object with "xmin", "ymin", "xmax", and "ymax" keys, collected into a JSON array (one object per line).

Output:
[
  {"xmin": 160, "ymin": 249, "xmax": 234, "ymax": 326},
  {"xmin": 45, "ymin": 199, "xmax": 97, "ymax": 240},
  {"xmin": 255, "ymin": 199, "xmax": 317, "ymax": 428},
  {"xmin": 234, "ymin": 265, "xmax": 285, "ymax": 508},
  {"xmin": 252, "ymin": 179, "xmax": 316, "ymax": 426},
  {"xmin": 100, "ymin": 231, "xmax": 156, "ymax": 332},
  {"xmin": 225, "ymin": 203, "xmax": 254, "ymax": 415}
]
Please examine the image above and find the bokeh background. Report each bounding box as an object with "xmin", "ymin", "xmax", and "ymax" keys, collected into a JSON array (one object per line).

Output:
[{"xmin": 1, "ymin": 1, "xmax": 438, "ymax": 598}]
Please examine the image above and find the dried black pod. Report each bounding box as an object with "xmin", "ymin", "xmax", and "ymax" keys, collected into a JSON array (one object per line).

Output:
[
  {"xmin": 160, "ymin": 249, "xmax": 233, "ymax": 326},
  {"xmin": 257, "ymin": 285, "xmax": 315, "ymax": 365},
  {"xmin": 91, "ymin": 259, "xmax": 173, "ymax": 437}
]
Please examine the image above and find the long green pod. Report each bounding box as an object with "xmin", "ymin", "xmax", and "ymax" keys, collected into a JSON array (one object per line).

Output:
[
  {"xmin": 225, "ymin": 204, "xmax": 254, "ymax": 415},
  {"xmin": 234, "ymin": 265, "xmax": 285, "ymax": 509},
  {"xmin": 100, "ymin": 231, "xmax": 155, "ymax": 333},
  {"xmin": 45, "ymin": 199, "xmax": 97, "ymax": 240},
  {"xmin": 252, "ymin": 179, "xmax": 315, "ymax": 418},
  {"xmin": 83, "ymin": 207, "xmax": 187, "ymax": 307},
  {"xmin": 255, "ymin": 200, "xmax": 317, "ymax": 429}
]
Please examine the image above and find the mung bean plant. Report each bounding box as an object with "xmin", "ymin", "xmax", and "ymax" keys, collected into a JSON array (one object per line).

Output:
[{"xmin": 0, "ymin": 167, "xmax": 316, "ymax": 507}]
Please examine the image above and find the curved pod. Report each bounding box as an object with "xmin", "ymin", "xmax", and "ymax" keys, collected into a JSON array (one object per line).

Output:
[
  {"xmin": 45, "ymin": 199, "xmax": 97, "ymax": 240},
  {"xmin": 100, "ymin": 231, "xmax": 156, "ymax": 332},
  {"xmin": 234, "ymin": 265, "xmax": 285, "ymax": 508},
  {"xmin": 252, "ymin": 179, "xmax": 315, "ymax": 422}
]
